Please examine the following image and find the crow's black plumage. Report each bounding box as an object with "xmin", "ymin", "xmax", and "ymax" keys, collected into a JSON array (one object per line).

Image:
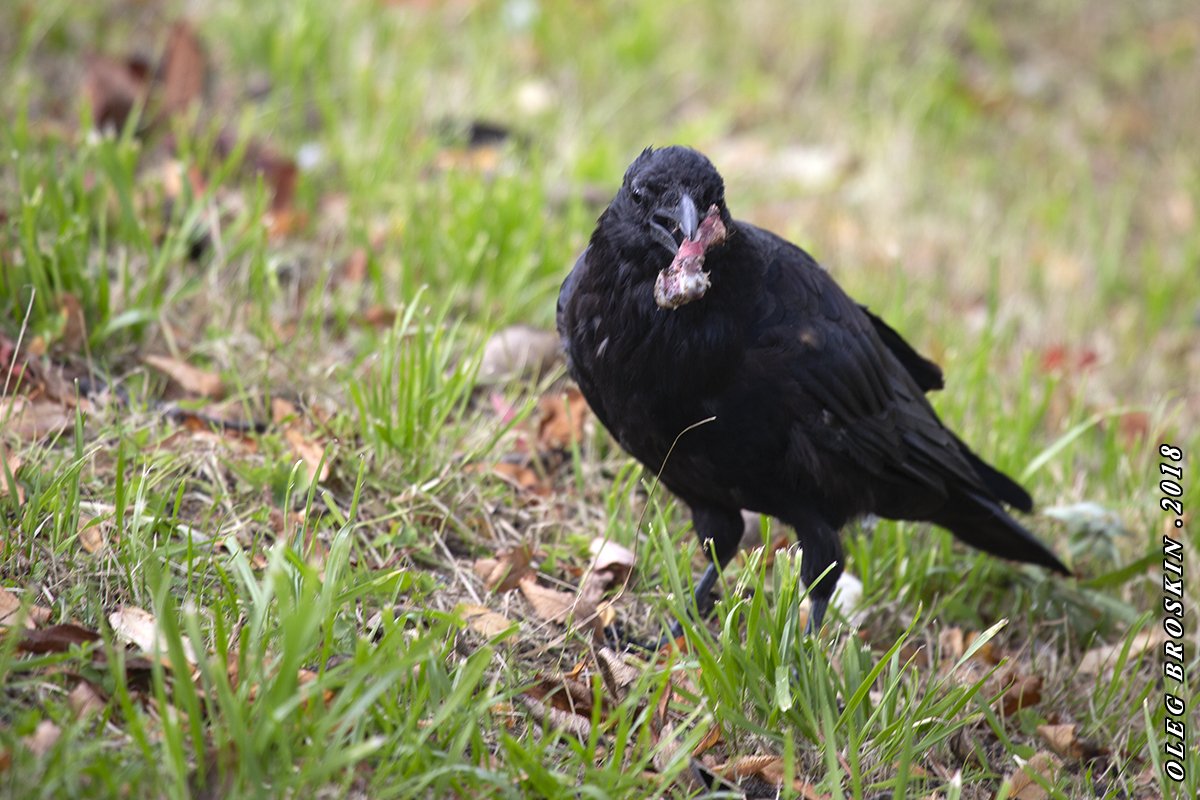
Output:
[{"xmin": 557, "ymin": 145, "xmax": 1069, "ymax": 635}]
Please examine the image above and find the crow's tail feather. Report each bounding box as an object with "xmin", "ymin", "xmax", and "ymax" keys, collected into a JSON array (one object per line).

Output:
[{"xmin": 935, "ymin": 491, "xmax": 1069, "ymax": 575}]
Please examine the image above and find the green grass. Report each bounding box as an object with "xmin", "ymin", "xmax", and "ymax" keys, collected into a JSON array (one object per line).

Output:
[{"xmin": 1, "ymin": 0, "xmax": 1198, "ymax": 797}]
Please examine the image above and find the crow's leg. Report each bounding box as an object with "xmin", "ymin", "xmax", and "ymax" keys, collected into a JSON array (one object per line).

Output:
[
  {"xmin": 660, "ymin": 505, "xmax": 744, "ymax": 646},
  {"xmin": 791, "ymin": 514, "xmax": 843, "ymax": 637}
]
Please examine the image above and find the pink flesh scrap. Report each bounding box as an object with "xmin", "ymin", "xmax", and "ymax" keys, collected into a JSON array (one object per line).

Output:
[{"xmin": 653, "ymin": 205, "xmax": 727, "ymax": 309}]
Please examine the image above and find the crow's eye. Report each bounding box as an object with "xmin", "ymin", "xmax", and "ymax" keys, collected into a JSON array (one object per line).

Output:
[{"xmin": 629, "ymin": 184, "xmax": 648, "ymax": 205}]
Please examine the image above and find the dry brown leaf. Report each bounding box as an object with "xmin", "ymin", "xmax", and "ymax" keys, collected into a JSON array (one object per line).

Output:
[
  {"xmin": 17, "ymin": 624, "xmax": 100, "ymax": 654},
  {"xmin": 589, "ymin": 537, "xmax": 636, "ymax": 580},
  {"xmin": 518, "ymin": 574, "xmax": 575, "ymax": 624},
  {"xmin": 79, "ymin": 517, "xmax": 110, "ymax": 553},
  {"xmin": 939, "ymin": 627, "xmax": 965, "ymax": 663},
  {"xmin": 270, "ymin": 397, "xmax": 299, "ymax": 424},
  {"xmin": 691, "ymin": 723, "xmax": 722, "ymax": 758},
  {"xmin": 23, "ymin": 721, "xmax": 61, "ymax": 758},
  {"xmin": 1079, "ymin": 629, "xmax": 1165, "ymax": 675},
  {"xmin": 996, "ymin": 672, "xmax": 1043, "ymax": 715},
  {"xmin": 595, "ymin": 647, "xmax": 641, "ymax": 693},
  {"xmin": 109, "ymin": 605, "xmax": 199, "ymax": 665},
  {"xmin": 158, "ymin": 21, "xmax": 207, "ymax": 118},
  {"xmin": 58, "ymin": 293, "xmax": 87, "ymax": 352},
  {"xmin": 68, "ymin": 680, "xmax": 106, "ymax": 719},
  {"xmin": 477, "ymin": 325, "xmax": 563, "ymax": 385},
  {"xmin": 537, "ymin": 387, "xmax": 589, "ymax": 451},
  {"xmin": 284, "ymin": 428, "xmax": 331, "ymax": 484},
  {"xmin": 469, "ymin": 461, "xmax": 548, "ymax": 495},
  {"xmin": 0, "ymin": 587, "xmax": 33, "ymax": 630},
  {"xmin": 517, "ymin": 694, "xmax": 592, "ymax": 739},
  {"xmin": 339, "ymin": 247, "xmax": 369, "ymax": 284},
  {"xmin": 144, "ymin": 354, "xmax": 224, "ymax": 399},
  {"xmin": 473, "ymin": 544, "xmax": 534, "ymax": 592},
  {"xmin": 963, "ymin": 630, "xmax": 1000, "ymax": 665},
  {"xmin": 458, "ymin": 603, "xmax": 516, "ymax": 638},
  {"xmin": 1036, "ymin": 723, "xmax": 1108, "ymax": 761},
  {"xmin": 717, "ymin": 754, "xmax": 827, "ymax": 799},
  {"xmin": 0, "ymin": 397, "xmax": 73, "ymax": 441},
  {"xmin": 82, "ymin": 54, "xmax": 149, "ymax": 132},
  {"xmin": 1003, "ymin": 751, "xmax": 1061, "ymax": 800}
]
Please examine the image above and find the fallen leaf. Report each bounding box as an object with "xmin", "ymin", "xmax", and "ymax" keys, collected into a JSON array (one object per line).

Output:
[
  {"xmin": 0, "ymin": 588, "xmax": 31, "ymax": 629},
  {"xmin": 338, "ymin": 247, "xmax": 369, "ymax": 284},
  {"xmin": 82, "ymin": 54, "xmax": 149, "ymax": 132},
  {"xmin": 716, "ymin": 754, "xmax": 827, "ymax": 799},
  {"xmin": 518, "ymin": 574, "xmax": 575, "ymax": 624},
  {"xmin": 691, "ymin": 723, "xmax": 722, "ymax": 757},
  {"xmin": 109, "ymin": 605, "xmax": 199, "ymax": 665},
  {"xmin": 469, "ymin": 461, "xmax": 548, "ymax": 495},
  {"xmin": 996, "ymin": 672, "xmax": 1042, "ymax": 715},
  {"xmin": 58, "ymin": 293, "xmax": 87, "ymax": 352},
  {"xmin": 157, "ymin": 21, "xmax": 207, "ymax": 118},
  {"xmin": 0, "ymin": 396, "xmax": 73, "ymax": 441},
  {"xmin": 68, "ymin": 680, "xmax": 106, "ymax": 719},
  {"xmin": 589, "ymin": 537, "xmax": 636, "ymax": 580},
  {"xmin": 144, "ymin": 354, "xmax": 224, "ymax": 399},
  {"xmin": 1079, "ymin": 628, "xmax": 1164, "ymax": 675},
  {"xmin": 517, "ymin": 694, "xmax": 592, "ymax": 739},
  {"xmin": 478, "ymin": 325, "xmax": 562, "ymax": 385},
  {"xmin": 595, "ymin": 647, "xmax": 640, "ymax": 693},
  {"xmin": 284, "ymin": 428, "xmax": 331, "ymax": 484},
  {"xmin": 270, "ymin": 397, "xmax": 299, "ymax": 424},
  {"xmin": 537, "ymin": 387, "xmax": 589, "ymax": 451},
  {"xmin": 23, "ymin": 721, "xmax": 61, "ymax": 758},
  {"xmin": 78, "ymin": 516, "xmax": 112, "ymax": 553},
  {"xmin": 1003, "ymin": 751, "xmax": 1061, "ymax": 800},
  {"xmin": 17, "ymin": 624, "xmax": 101, "ymax": 654},
  {"xmin": 939, "ymin": 627, "xmax": 966, "ymax": 663},
  {"xmin": 458, "ymin": 603, "xmax": 516, "ymax": 637},
  {"xmin": 1035, "ymin": 723, "xmax": 1107, "ymax": 761},
  {"xmin": 473, "ymin": 544, "xmax": 534, "ymax": 592}
]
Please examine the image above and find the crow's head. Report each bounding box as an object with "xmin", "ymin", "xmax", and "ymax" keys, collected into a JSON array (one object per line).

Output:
[{"xmin": 610, "ymin": 146, "xmax": 731, "ymax": 256}]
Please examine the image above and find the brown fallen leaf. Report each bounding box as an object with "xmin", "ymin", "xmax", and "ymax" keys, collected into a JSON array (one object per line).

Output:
[
  {"xmin": 518, "ymin": 574, "xmax": 575, "ymax": 624},
  {"xmin": 996, "ymin": 672, "xmax": 1043, "ymax": 716},
  {"xmin": 79, "ymin": 515, "xmax": 113, "ymax": 553},
  {"xmin": 17, "ymin": 624, "xmax": 101, "ymax": 654},
  {"xmin": 82, "ymin": 54, "xmax": 150, "ymax": 132},
  {"xmin": 68, "ymin": 680, "xmax": 107, "ymax": 719},
  {"xmin": 589, "ymin": 537, "xmax": 636, "ymax": 581},
  {"xmin": 537, "ymin": 387, "xmax": 590, "ymax": 451},
  {"xmin": 58, "ymin": 293, "xmax": 87, "ymax": 352},
  {"xmin": 458, "ymin": 603, "xmax": 516, "ymax": 638},
  {"xmin": 939, "ymin": 627, "xmax": 966, "ymax": 663},
  {"xmin": 1036, "ymin": 723, "xmax": 1108, "ymax": 761},
  {"xmin": 0, "ymin": 397, "xmax": 73, "ymax": 441},
  {"xmin": 595, "ymin": 647, "xmax": 641, "ymax": 695},
  {"xmin": 469, "ymin": 461, "xmax": 549, "ymax": 496},
  {"xmin": 157, "ymin": 21, "xmax": 207, "ymax": 119},
  {"xmin": 144, "ymin": 354, "xmax": 224, "ymax": 399},
  {"xmin": 1078, "ymin": 629, "xmax": 1165, "ymax": 675},
  {"xmin": 284, "ymin": 428, "xmax": 331, "ymax": 484},
  {"xmin": 23, "ymin": 721, "xmax": 61, "ymax": 758},
  {"xmin": 338, "ymin": 247, "xmax": 369, "ymax": 284},
  {"xmin": 517, "ymin": 694, "xmax": 592, "ymax": 739},
  {"xmin": 473, "ymin": 544, "xmax": 535, "ymax": 592},
  {"xmin": 716, "ymin": 754, "xmax": 827, "ymax": 799},
  {"xmin": 0, "ymin": 587, "xmax": 33, "ymax": 629},
  {"xmin": 1002, "ymin": 751, "xmax": 1061, "ymax": 800},
  {"xmin": 109, "ymin": 605, "xmax": 199, "ymax": 665}
]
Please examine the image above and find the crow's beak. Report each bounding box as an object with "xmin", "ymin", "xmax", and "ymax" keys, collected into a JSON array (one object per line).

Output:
[{"xmin": 649, "ymin": 192, "xmax": 700, "ymax": 254}]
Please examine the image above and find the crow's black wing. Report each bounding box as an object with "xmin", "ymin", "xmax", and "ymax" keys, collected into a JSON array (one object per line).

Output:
[{"xmin": 859, "ymin": 306, "xmax": 944, "ymax": 392}]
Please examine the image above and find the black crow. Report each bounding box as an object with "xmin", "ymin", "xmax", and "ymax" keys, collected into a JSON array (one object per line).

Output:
[{"xmin": 556, "ymin": 145, "xmax": 1069, "ymax": 636}]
